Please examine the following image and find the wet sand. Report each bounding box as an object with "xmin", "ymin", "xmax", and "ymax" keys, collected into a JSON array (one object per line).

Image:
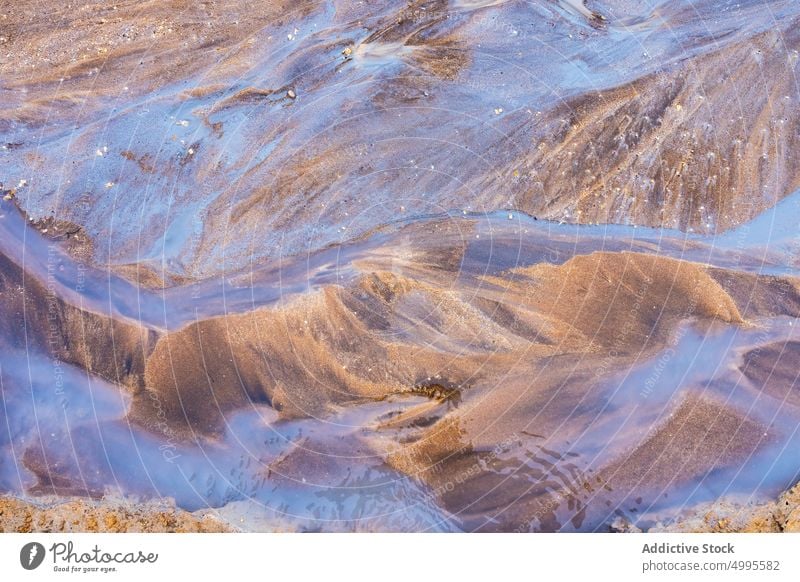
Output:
[
  {"xmin": 2, "ymin": 198, "xmax": 800, "ymax": 531},
  {"xmin": 2, "ymin": 1, "xmax": 800, "ymax": 531},
  {"xmin": 0, "ymin": 496, "xmax": 233, "ymax": 533},
  {"xmin": 2, "ymin": 0, "xmax": 800, "ymax": 279}
]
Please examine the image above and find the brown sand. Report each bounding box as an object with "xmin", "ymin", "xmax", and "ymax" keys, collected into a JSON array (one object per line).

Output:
[
  {"xmin": 0, "ymin": 496, "xmax": 232, "ymax": 533},
  {"xmin": 2, "ymin": 1, "xmax": 799, "ymax": 278},
  {"xmin": 2, "ymin": 0, "xmax": 800, "ymax": 532},
  {"xmin": 7, "ymin": 220, "xmax": 798, "ymax": 529}
]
